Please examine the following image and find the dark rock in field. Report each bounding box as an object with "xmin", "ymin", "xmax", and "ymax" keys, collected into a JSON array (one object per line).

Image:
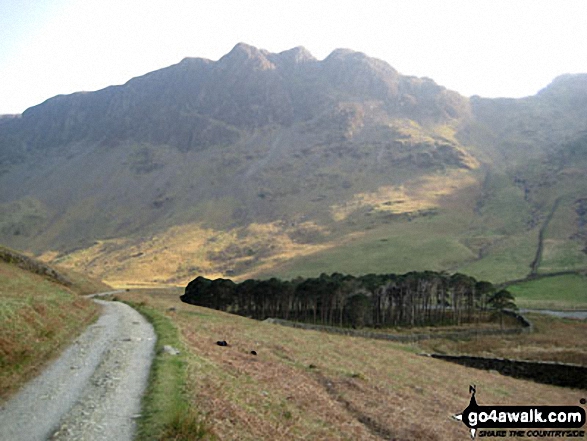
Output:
[
  {"xmin": 250, "ymin": 350, "xmax": 257, "ymax": 355},
  {"xmin": 216, "ymin": 340, "xmax": 228, "ymax": 347}
]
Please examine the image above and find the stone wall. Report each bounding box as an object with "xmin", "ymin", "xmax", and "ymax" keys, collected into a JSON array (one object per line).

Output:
[
  {"xmin": 426, "ymin": 354, "xmax": 586, "ymax": 389},
  {"xmin": 0, "ymin": 246, "xmax": 72, "ymax": 287},
  {"xmin": 265, "ymin": 311, "xmax": 531, "ymax": 343}
]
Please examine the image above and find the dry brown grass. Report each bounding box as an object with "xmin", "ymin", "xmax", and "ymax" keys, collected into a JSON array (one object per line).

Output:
[
  {"xmin": 417, "ymin": 313, "xmax": 587, "ymax": 366},
  {"xmin": 0, "ymin": 261, "xmax": 99, "ymax": 401},
  {"xmin": 119, "ymin": 289, "xmax": 585, "ymax": 441},
  {"xmin": 48, "ymin": 221, "xmax": 336, "ymax": 287}
]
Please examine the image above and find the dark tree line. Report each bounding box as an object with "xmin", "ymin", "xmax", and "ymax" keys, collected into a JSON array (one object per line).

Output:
[{"xmin": 180, "ymin": 272, "xmax": 515, "ymax": 328}]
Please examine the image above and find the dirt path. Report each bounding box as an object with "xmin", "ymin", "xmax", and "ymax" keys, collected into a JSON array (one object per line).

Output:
[{"xmin": 0, "ymin": 298, "xmax": 156, "ymax": 441}]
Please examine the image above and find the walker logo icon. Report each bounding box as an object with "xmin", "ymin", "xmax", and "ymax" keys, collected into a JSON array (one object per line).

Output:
[{"xmin": 452, "ymin": 385, "xmax": 586, "ymax": 439}]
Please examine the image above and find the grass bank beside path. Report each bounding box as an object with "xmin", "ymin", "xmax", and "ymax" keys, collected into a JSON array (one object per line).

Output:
[
  {"xmin": 118, "ymin": 288, "xmax": 585, "ymax": 441},
  {"xmin": 117, "ymin": 294, "xmax": 214, "ymax": 440},
  {"xmin": 0, "ymin": 259, "xmax": 100, "ymax": 401}
]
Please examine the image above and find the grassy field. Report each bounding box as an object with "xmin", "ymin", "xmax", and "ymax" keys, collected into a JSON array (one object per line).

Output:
[
  {"xmin": 507, "ymin": 274, "xmax": 587, "ymax": 309},
  {"xmin": 250, "ymin": 208, "xmax": 543, "ymax": 285},
  {"xmin": 539, "ymin": 240, "xmax": 587, "ymax": 274},
  {"xmin": 251, "ymin": 214, "xmax": 477, "ymax": 280},
  {"xmin": 0, "ymin": 260, "xmax": 100, "ymax": 400},
  {"xmin": 455, "ymin": 231, "xmax": 539, "ymax": 283},
  {"xmin": 117, "ymin": 288, "xmax": 585, "ymax": 441}
]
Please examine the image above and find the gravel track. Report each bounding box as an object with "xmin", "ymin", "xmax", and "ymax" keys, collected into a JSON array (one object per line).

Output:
[{"xmin": 0, "ymin": 299, "xmax": 156, "ymax": 441}]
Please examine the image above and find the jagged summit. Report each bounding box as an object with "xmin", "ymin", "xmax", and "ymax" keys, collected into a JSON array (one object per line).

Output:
[
  {"xmin": 273, "ymin": 46, "xmax": 316, "ymax": 65},
  {"xmin": 226, "ymin": 42, "xmax": 268, "ymax": 58},
  {"xmin": 538, "ymin": 73, "xmax": 587, "ymax": 97},
  {"xmin": 323, "ymin": 47, "xmax": 400, "ymax": 79},
  {"xmin": 217, "ymin": 42, "xmax": 275, "ymax": 70},
  {"xmin": 178, "ymin": 56, "xmax": 213, "ymax": 66},
  {"xmin": 325, "ymin": 48, "xmax": 362, "ymax": 59},
  {"xmin": 0, "ymin": 42, "xmax": 476, "ymax": 166}
]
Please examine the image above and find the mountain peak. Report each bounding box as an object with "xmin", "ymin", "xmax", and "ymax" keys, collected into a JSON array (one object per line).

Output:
[
  {"xmin": 275, "ymin": 46, "xmax": 316, "ymax": 64},
  {"xmin": 230, "ymin": 42, "xmax": 264, "ymax": 56},
  {"xmin": 217, "ymin": 43, "xmax": 275, "ymax": 70},
  {"xmin": 325, "ymin": 48, "xmax": 362, "ymax": 61},
  {"xmin": 324, "ymin": 48, "xmax": 398, "ymax": 75},
  {"xmin": 539, "ymin": 73, "xmax": 587, "ymax": 97}
]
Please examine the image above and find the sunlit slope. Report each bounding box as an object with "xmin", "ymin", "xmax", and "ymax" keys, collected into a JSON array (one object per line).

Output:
[
  {"xmin": 255, "ymin": 136, "xmax": 587, "ymax": 284},
  {"xmin": 53, "ymin": 134, "xmax": 587, "ymax": 286},
  {"xmin": 37, "ymin": 125, "xmax": 480, "ymax": 286}
]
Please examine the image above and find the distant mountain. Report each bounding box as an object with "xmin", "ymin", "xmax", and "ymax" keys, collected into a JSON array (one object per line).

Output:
[
  {"xmin": 0, "ymin": 43, "xmax": 468, "ymax": 155},
  {"xmin": 461, "ymin": 73, "xmax": 587, "ymax": 163},
  {"xmin": 1, "ymin": 44, "xmax": 586, "ymax": 285}
]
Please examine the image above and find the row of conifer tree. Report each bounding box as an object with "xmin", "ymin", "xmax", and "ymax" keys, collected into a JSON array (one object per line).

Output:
[{"xmin": 180, "ymin": 271, "xmax": 517, "ymax": 328}]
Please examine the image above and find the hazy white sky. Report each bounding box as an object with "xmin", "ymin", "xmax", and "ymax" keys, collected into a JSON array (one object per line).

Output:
[{"xmin": 1, "ymin": 0, "xmax": 585, "ymax": 114}]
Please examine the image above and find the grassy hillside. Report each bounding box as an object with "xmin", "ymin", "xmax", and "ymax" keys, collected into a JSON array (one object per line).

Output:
[
  {"xmin": 0, "ymin": 248, "xmax": 102, "ymax": 400},
  {"xmin": 249, "ymin": 167, "xmax": 542, "ymax": 284},
  {"xmin": 47, "ymin": 167, "xmax": 482, "ymax": 286},
  {"xmin": 117, "ymin": 288, "xmax": 585, "ymax": 441},
  {"xmin": 507, "ymin": 274, "xmax": 587, "ymax": 309},
  {"xmin": 51, "ymin": 139, "xmax": 587, "ymax": 289}
]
